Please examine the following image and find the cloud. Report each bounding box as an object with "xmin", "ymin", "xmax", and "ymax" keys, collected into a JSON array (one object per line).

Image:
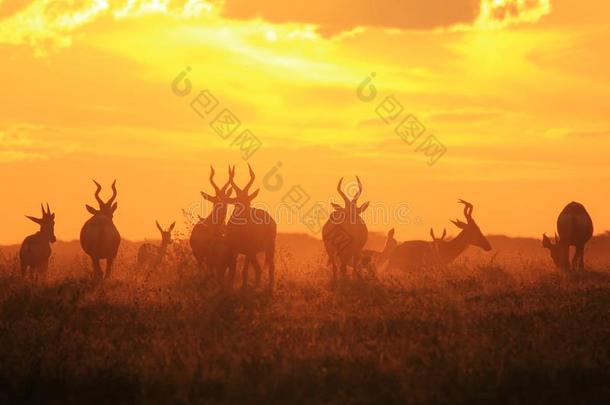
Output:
[
  {"xmin": 221, "ymin": 0, "xmax": 552, "ymax": 35},
  {"xmin": 0, "ymin": 0, "xmax": 554, "ymax": 55}
]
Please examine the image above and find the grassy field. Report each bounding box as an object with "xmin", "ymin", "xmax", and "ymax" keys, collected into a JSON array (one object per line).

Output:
[{"xmin": 1, "ymin": 238, "xmax": 610, "ymax": 404}]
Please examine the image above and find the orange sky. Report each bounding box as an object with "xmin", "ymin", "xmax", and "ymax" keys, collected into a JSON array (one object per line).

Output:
[{"xmin": 1, "ymin": 0, "xmax": 609, "ymax": 244}]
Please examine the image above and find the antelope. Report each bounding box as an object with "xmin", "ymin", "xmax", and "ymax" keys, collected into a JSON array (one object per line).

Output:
[
  {"xmin": 542, "ymin": 202, "xmax": 593, "ymax": 271},
  {"xmin": 322, "ymin": 177, "xmax": 369, "ymax": 282},
  {"xmin": 19, "ymin": 203, "xmax": 56, "ymax": 280},
  {"xmin": 388, "ymin": 200, "xmax": 491, "ymax": 269},
  {"xmin": 360, "ymin": 228, "xmax": 397, "ymax": 277},
  {"xmin": 225, "ymin": 165, "xmax": 277, "ymax": 291},
  {"xmin": 80, "ymin": 180, "xmax": 121, "ymax": 280},
  {"xmin": 190, "ymin": 166, "xmax": 233, "ymax": 280},
  {"xmin": 137, "ymin": 221, "xmax": 175, "ymax": 270}
]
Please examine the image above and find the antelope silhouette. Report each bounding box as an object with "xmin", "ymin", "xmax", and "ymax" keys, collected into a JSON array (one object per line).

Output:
[
  {"xmin": 190, "ymin": 166, "xmax": 233, "ymax": 280},
  {"xmin": 225, "ymin": 165, "xmax": 277, "ymax": 291},
  {"xmin": 138, "ymin": 221, "xmax": 175, "ymax": 270},
  {"xmin": 360, "ymin": 228, "xmax": 397, "ymax": 276},
  {"xmin": 19, "ymin": 203, "xmax": 56, "ymax": 280},
  {"xmin": 80, "ymin": 180, "xmax": 121, "ymax": 280},
  {"xmin": 542, "ymin": 202, "xmax": 593, "ymax": 271},
  {"xmin": 388, "ymin": 200, "xmax": 491, "ymax": 269},
  {"xmin": 322, "ymin": 177, "xmax": 369, "ymax": 282}
]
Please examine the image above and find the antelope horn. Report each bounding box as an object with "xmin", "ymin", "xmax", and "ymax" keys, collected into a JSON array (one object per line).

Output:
[
  {"xmin": 244, "ymin": 163, "xmax": 256, "ymax": 192},
  {"xmin": 441, "ymin": 228, "xmax": 447, "ymax": 240},
  {"xmin": 209, "ymin": 166, "xmax": 220, "ymax": 194},
  {"xmin": 352, "ymin": 176, "xmax": 363, "ymax": 201},
  {"xmin": 458, "ymin": 199, "xmax": 473, "ymax": 221},
  {"xmin": 337, "ymin": 178, "xmax": 349, "ymax": 205},
  {"xmin": 156, "ymin": 220, "xmax": 163, "ymax": 233},
  {"xmin": 228, "ymin": 165, "xmax": 241, "ymax": 193},
  {"xmin": 41, "ymin": 203, "xmax": 45, "ymax": 216},
  {"xmin": 93, "ymin": 179, "xmax": 103, "ymax": 205},
  {"xmin": 430, "ymin": 228, "xmax": 435, "ymax": 240},
  {"xmin": 108, "ymin": 180, "xmax": 118, "ymax": 205}
]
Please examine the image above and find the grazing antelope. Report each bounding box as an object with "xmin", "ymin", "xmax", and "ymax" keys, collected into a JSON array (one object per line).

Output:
[
  {"xmin": 360, "ymin": 228, "xmax": 397, "ymax": 276},
  {"xmin": 137, "ymin": 221, "xmax": 175, "ymax": 270},
  {"xmin": 80, "ymin": 180, "xmax": 121, "ymax": 280},
  {"xmin": 322, "ymin": 177, "xmax": 369, "ymax": 282},
  {"xmin": 190, "ymin": 166, "xmax": 233, "ymax": 279},
  {"xmin": 225, "ymin": 165, "xmax": 277, "ymax": 291},
  {"xmin": 388, "ymin": 200, "xmax": 491, "ymax": 269},
  {"xmin": 542, "ymin": 202, "xmax": 593, "ymax": 271},
  {"xmin": 20, "ymin": 204, "xmax": 56, "ymax": 280}
]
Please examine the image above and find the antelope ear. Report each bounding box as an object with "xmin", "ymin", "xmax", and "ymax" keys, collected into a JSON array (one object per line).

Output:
[
  {"xmin": 111, "ymin": 202, "xmax": 118, "ymax": 212},
  {"xmin": 86, "ymin": 205, "xmax": 98, "ymax": 215},
  {"xmin": 451, "ymin": 219, "xmax": 468, "ymax": 229},
  {"xmin": 331, "ymin": 203, "xmax": 343, "ymax": 211},
  {"xmin": 358, "ymin": 201, "xmax": 370, "ymax": 213},
  {"xmin": 26, "ymin": 216, "xmax": 42, "ymax": 225},
  {"xmin": 169, "ymin": 222, "xmax": 176, "ymax": 231},
  {"xmin": 51, "ymin": 213, "xmax": 56, "ymax": 220},
  {"xmin": 201, "ymin": 191, "xmax": 216, "ymax": 202},
  {"xmin": 388, "ymin": 228, "xmax": 395, "ymax": 238}
]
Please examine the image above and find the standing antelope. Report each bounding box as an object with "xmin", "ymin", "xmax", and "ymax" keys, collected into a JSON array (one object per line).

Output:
[
  {"xmin": 138, "ymin": 221, "xmax": 175, "ymax": 270},
  {"xmin": 360, "ymin": 228, "xmax": 397, "ymax": 276},
  {"xmin": 322, "ymin": 177, "xmax": 369, "ymax": 282},
  {"xmin": 80, "ymin": 180, "xmax": 121, "ymax": 280},
  {"xmin": 225, "ymin": 165, "xmax": 277, "ymax": 291},
  {"xmin": 388, "ymin": 200, "xmax": 491, "ymax": 269},
  {"xmin": 190, "ymin": 166, "xmax": 233, "ymax": 280},
  {"xmin": 20, "ymin": 203, "xmax": 56, "ymax": 280},
  {"xmin": 542, "ymin": 202, "xmax": 593, "ymax": 271}
]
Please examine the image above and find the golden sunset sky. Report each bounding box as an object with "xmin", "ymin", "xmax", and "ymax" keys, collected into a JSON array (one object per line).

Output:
[{"xmin": 1, "ymin": 0, "xmax": 609, "ymax": 244}]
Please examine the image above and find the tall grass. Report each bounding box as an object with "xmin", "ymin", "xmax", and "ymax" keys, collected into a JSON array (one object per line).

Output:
[{"xmin": 0, "ymin": 243, "xmax": 609, "ymax": 403}]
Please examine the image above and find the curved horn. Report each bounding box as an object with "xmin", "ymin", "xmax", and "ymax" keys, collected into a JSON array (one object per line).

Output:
[
  {"xmin": 228, "ymin": 165, "xmax": 241, "ymax": 193},
  {"xmin": 93, "ymin": 179, "xmax": 103, "ymax": 205},
  {"xmin": 458, "ymin": 199, "xmax": 473, "ymax": 221},
  {"xmin": 352, "ymin": 176, "xmax": 363, "ymax": 201},
  {"xmin": 430, "ymin": 228, "xmax": 435, "ymax": 240},
  {"xmin": 107, "ymin": 180, "xmax": 117, "ymax": 205},
  {"xmin": 441, "ymin": 228, "xmax": 447, "ymax": 240},
  {"xmin": 336, "ymin": 178, "xmax": 349, "ymax": 205},
  {"xmin": 244, "ymin": 164, "xmax": 256, "ymax": 192},
  {"xmin": 41, "ymin": 203, "xmax": 45, "ymax": 216},
  {"xmin": 156, "ymin": 220, "xmax": 163, "ymax": 233},
  {"xmin": 209, "ymin": 165, "xmax": 220, "ymax": 194}
]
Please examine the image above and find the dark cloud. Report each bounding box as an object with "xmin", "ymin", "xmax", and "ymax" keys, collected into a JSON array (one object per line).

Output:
[{"xmin": 221, "ymin": 0, "xmax": 481, "ymax": 36}]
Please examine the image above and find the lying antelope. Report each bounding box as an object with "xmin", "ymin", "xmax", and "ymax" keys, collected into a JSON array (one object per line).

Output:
[
  {"xmin": 137, "ymin": 221, "xmax": 175, "ymax": 270},
  {"xmin": 323, "ymin": 177, "xmax": 369, "ymax": 282},
  {"xmin": 225, "ymin": 165, "xmax": 277, "ymax": 291},
  {"xmin": 190, "ymin": 166, "xmax": 233, "ymax": 280},
  {"xmin": 542, "ymin": 202, "xmax": 593, "ymax": 271},
  {"xmin": 360, "ymin": 228, "xmax": 397, "ymax": 276},
  {"xmin": 20, "ymin": 203, "xmax": 56, "ymax": 280},
  {"xmin": 388, "ymin": 200, "xmax": 491, "ymax": 269},
  {"xmin": 80, "ymin": 180, "xmax": 121, "ymax": 280}
]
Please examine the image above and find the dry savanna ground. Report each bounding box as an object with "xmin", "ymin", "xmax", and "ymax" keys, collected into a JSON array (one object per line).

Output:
[{"xmin": 1, "ymin": 233, "xmax": 610, "ymax": 404}]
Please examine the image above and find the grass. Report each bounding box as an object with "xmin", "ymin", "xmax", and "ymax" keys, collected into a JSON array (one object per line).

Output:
[{"xmin": 0, "ymin": 243, "xmax": 609, "ymax": 404}]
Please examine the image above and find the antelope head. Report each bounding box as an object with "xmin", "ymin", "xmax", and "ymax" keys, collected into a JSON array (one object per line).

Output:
[
  {"xmin": 27, "ymin": 203, "xmax": 56, "ymax": 243},
  {"xmin": 450, "ymin": 199, "xmax": 491, "ymax": 251},
  {"xmin": 227, "ymin": 164, "xmax": 259, "ymax": 208},
  {"xmin": 157, "ymin": 221, "xmax": 176, "ymax": 246},
  {"xmin": 86, "ymin": 180, "xmax": 118, "ymax": 218},
  {"xmin": 542, "ymin": 233, "xmax": 569, "ymax": 270},
  {"xmin": 380, "ymin": 228, "xmax": 398, "ymax": 260},
  {"xmin": 331, "ymin": 177, "xmax": 370, "ymax": 220}
]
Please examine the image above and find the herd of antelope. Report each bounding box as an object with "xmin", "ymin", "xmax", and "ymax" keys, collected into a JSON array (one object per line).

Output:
[{"xmin": 18, "ymin": 165, "xmax": 595, "ymax": 288}]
